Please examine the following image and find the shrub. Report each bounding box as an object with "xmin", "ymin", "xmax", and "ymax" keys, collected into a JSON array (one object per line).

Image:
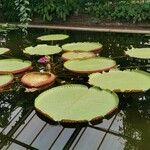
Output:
[
  {"xmin": 32, "ymin": 0, "xmax": 77, "ymax": 21},
  {"xmin": 85, "ymin": 1, "xmax": 150, "ymax": 23},
  {"xmin": 0, "ymin": 0, "xmax": 150, "ymax": 23}
]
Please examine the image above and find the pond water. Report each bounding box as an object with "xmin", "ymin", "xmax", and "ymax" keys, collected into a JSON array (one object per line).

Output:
[{"xmin": 0, "ymin": 28, "xmax": 150, "ymax": 150}]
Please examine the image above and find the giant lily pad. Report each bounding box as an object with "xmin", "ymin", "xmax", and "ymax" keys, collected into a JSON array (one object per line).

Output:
[
  {"xmin": 0, "ymin": 74, "xmax": 14, "ymax": 88},
  {"xmin": 62, "ymin": 52, "xmax": 96, "ymax": 61},
  {"xmin": 21, "ymin": 72, "xmax": 56, "ymax": 88},
  {"xmin": 0, "ymin": 59, "xmax": 32, "ymax": 74},
  {"xmin": 35, "ymin": 84, "xmax": 119, "ymax": 126},
  {"xmin": 37, "ymin": 34, "xmax": 69, "ymax": 41},
  {"xmin": 64, "ymin": 57, "xmax": 116, "ymax": 74},
  {"xmin": 125, "ymin": 48, "xmax": 150, "ymax": 59},
  {"xmin": 62, "ymin": 42, "xmax": 103, "ymax": 52},
  {"xmin": 0, "ymin": 48, "xmax": 10, "ymax": 55},
  {"xmin": 89, "ymin": 70, "xmax": 150, "ymax": 92},
  {"xmin": 24, "ymin": 44, "xmax": 62, "ymax": 56}
]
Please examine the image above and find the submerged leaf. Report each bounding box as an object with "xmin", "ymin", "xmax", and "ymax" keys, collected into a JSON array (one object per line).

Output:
[
  {"xmin": 37, "ymin": 34, "xmax": 69, "ymax": 41},
  {"xmin": 89, "ymin": 70, "xmax": 150, "ymax": 92},
  {"xmin": 62, "ymin": 42, "xmax": 103, "ymax": 52},
  {"xmin": 64, "ymin": 57, "xmax": 116, "ymax": 74},
  {"xmin": 24, "ymin": 44, "xmax": 62, "ymax": 55},
  {"xmin": 35, "ymin": 84, "xmax": 119, "ymax": 125},
  {"xmin": 0, "ymin": 59, "xmax": 32, "ymax": 74}
]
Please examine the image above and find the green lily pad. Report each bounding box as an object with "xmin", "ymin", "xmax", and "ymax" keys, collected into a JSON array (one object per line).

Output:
[
  {"xmin": 35, "ymin": 84, "xmax": 119, "ymax": 125},
  {"xmin": 125, "ymin": 48, "xmax": 150, "ymax": 59},
  {"xmin": 145, "ymin": 34, "xmax": 150, "ymax": 37},
  {"xmin": 24, "ymin": 44, "xmax": 62, "ymax": 56},
  {"xmin": 64, "ymin": 57, "xmax": 116, "ymax": 74},
  {"xmin": 89, "ymin": 70, "xmax": 150, "ymax": 92},
  {"xmin": 37, "ymin": 34, "xmax": 69, "ymax": 41},
  {"xmin": 62, "ymin": 42, "xmax": 103, "ymax": 52},
  {"xmin": 0, "ymin": 48, "xmax": 10, "ymax": 55},
  {"xmin": 0, "ymin": 59, "xmax": 32, "ymax": 74},
  {"xmin": 0, "ymin": 74, "xmax": 14, "ymax": 88},
  {"xmin": 62, "ymin": 52, "xmax": 96, "ymax": 61}
]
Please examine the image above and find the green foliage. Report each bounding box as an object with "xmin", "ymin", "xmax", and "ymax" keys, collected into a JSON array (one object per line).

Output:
[
  {"xmin": 0, "ymin": 0, "xmax": 150, "ymax": 23},
  {"xmin": 14, "ymin": 0, "xmax": 31, "ymax": 23},
  {"xmin": 32, "ymin": 0, "xmax": 76, "ymax": 21},
  {"xmin": 1, "ymin": 0, "xmax": 19, "ymax": 21},
  {"xmin": 85, "ymin": 1, "xmax": 150, "ymax": 23}
]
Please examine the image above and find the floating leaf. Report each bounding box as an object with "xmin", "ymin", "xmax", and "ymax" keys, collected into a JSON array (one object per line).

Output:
[
  {"xmin": 125, "ymin": 48, "xmax": 150, "ymax": 59},
  {"xmin": 89, "ymin": 70, "xmax": 150, "ymax": 92},
  {"xmin": 35, "ymin": 84, "xmax": 119, "ymax": 125},
  {"xmin": 21, "ymin": 72, "xmax": 56, "ymax": 88},
  {"xmin": 144, "ymin": 34, "xmax": 150, "ymax": 37},
  {"xmin": 62, "ymin": 52, "xmax": 96, "ymax": 61},
  {"xmin": 24, "ymin": 44, "xmax": 62, "ymax": 55},
  {"xmin": 0, "ymin": 48, "xmax": 10, "ymax": 55},
  {"xmin": 0, "ymin": 59, "xmax": 32, "ymax": 74},
  {"xmin": 62, "ymin": 42, "xmax": 103, "ymax": 52},
  {"xmin": 64, "ymin": 57, "xmax": 116, "ymax": 74},
  {"xmin": 0, "ymin": 74, "xmax": 13, "ymax": 88},
  {"xmin": 37, "ymin": 34, "xmax": 69, "ymax": 41}
]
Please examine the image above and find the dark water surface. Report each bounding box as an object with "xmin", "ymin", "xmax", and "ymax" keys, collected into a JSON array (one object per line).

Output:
[{"xmin": 0, "ymin": 28, "xmax": 150, "ymax": 150}]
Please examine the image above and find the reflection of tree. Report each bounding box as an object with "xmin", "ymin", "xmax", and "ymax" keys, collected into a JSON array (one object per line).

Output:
[
  {"xmin": 0, "ymin": 91, "xmax": 17, "ymax": 128},
  {"xmin": 0, "ymin": 32, "xmax": 7, "ymax": 46},
  {"xmin": 0, "ymin": 81, "xmax": 38, "ymax": 128},
  {"xmin": 120, "ymin": 93, "xmax": 150, "ymax": 149}
]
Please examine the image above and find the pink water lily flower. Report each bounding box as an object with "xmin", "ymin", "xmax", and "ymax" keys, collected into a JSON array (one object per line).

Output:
[{"xmin": 38, "ymin": 56, "xmax": 50, "ymax": 64}]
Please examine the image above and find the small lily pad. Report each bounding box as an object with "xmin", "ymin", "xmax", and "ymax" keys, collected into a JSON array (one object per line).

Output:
[
  {"xmin": 88, "ymin": 70, "xmax": 150, "ymax": 92},
  {"xmin": 125, "ymin": 48, "xmax": 150, "ymax": 59},
  {"xmin": 0, "ymin": 74, "xmax": 14, "ymax": 88},
  {"xmin": 145, "ymin": 34, "xmax": 150, "ymax": 37},
  {"xmin": 62, "ymin": 52, "xmax": 96, "ymax": 61},
  {"xmin": 24, "ymin": 44, "xmax": 62, "ymax": 56},
  {"xmin": 0, "ymin": 59, "xmax": 32, "ymax": 74},
  {"xmin": 62, "ymin": 42, "xmax": 103, "ymax": 52},
  {"xmin": 64, "ymin": 57, "xmax": 116, "ymax": 74},
  {"xmin": 37, "ymin": 34, "xmax": 69, "ymax": 41},
  {"xmin": 35, "ymin": 84, "xmax": 119, "ymax": 126},
  {"xmin": 0, "ymin": 48, "xmax": 10, "ymax": 55},
  {"xmin": 21, "ymin": 72, "xmax": 56, "ymax": 88}
]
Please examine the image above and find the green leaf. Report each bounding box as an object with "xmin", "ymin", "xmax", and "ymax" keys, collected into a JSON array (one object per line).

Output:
[
  {"xmin": 64, "ymin": 57, "xmax": 116, "ymax": 74},
  {"xmin": 125, "ymin": 48, "xmax": 150, "ymax": 59},
  {"xmin": 62, "ymin": 42, "xmax": 103, "ymax": 52},
  {"xmin": 0, "ymin": 59, "xmax": 32, "ymax": 74},
  {"xmin": 24, "ymin": 44, "xmax": 62, "ymax": 56},
  {"xmin": 89, "ymin": 70, "xmax": 150, "ymax": 92},
  {"xmin": 37, "ymin": 34, "xmax": 69, "ymax": 41},
  {"xmin": 0, "ymin": 74, "xmax": 14, "ymax": 88},
  {"xmin": 35, "ymin": 84, "xmax": 119, "ymax": 124},
  {"xmin": 0, "ymin": 48, "xmax": 10, "ymax": 55},
  {"xmin": 62, "ymin": 52, "xmax": 96, "ymax": 61}
]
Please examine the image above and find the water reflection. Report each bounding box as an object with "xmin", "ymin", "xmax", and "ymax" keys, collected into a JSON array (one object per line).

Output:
[
  {"xmin": 110, "ymin": 92, "xmax": 150, "ymax": 149},
  {"xmin": 0, "ymin": 28, "xmax": 149, "ymax": 149}
]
